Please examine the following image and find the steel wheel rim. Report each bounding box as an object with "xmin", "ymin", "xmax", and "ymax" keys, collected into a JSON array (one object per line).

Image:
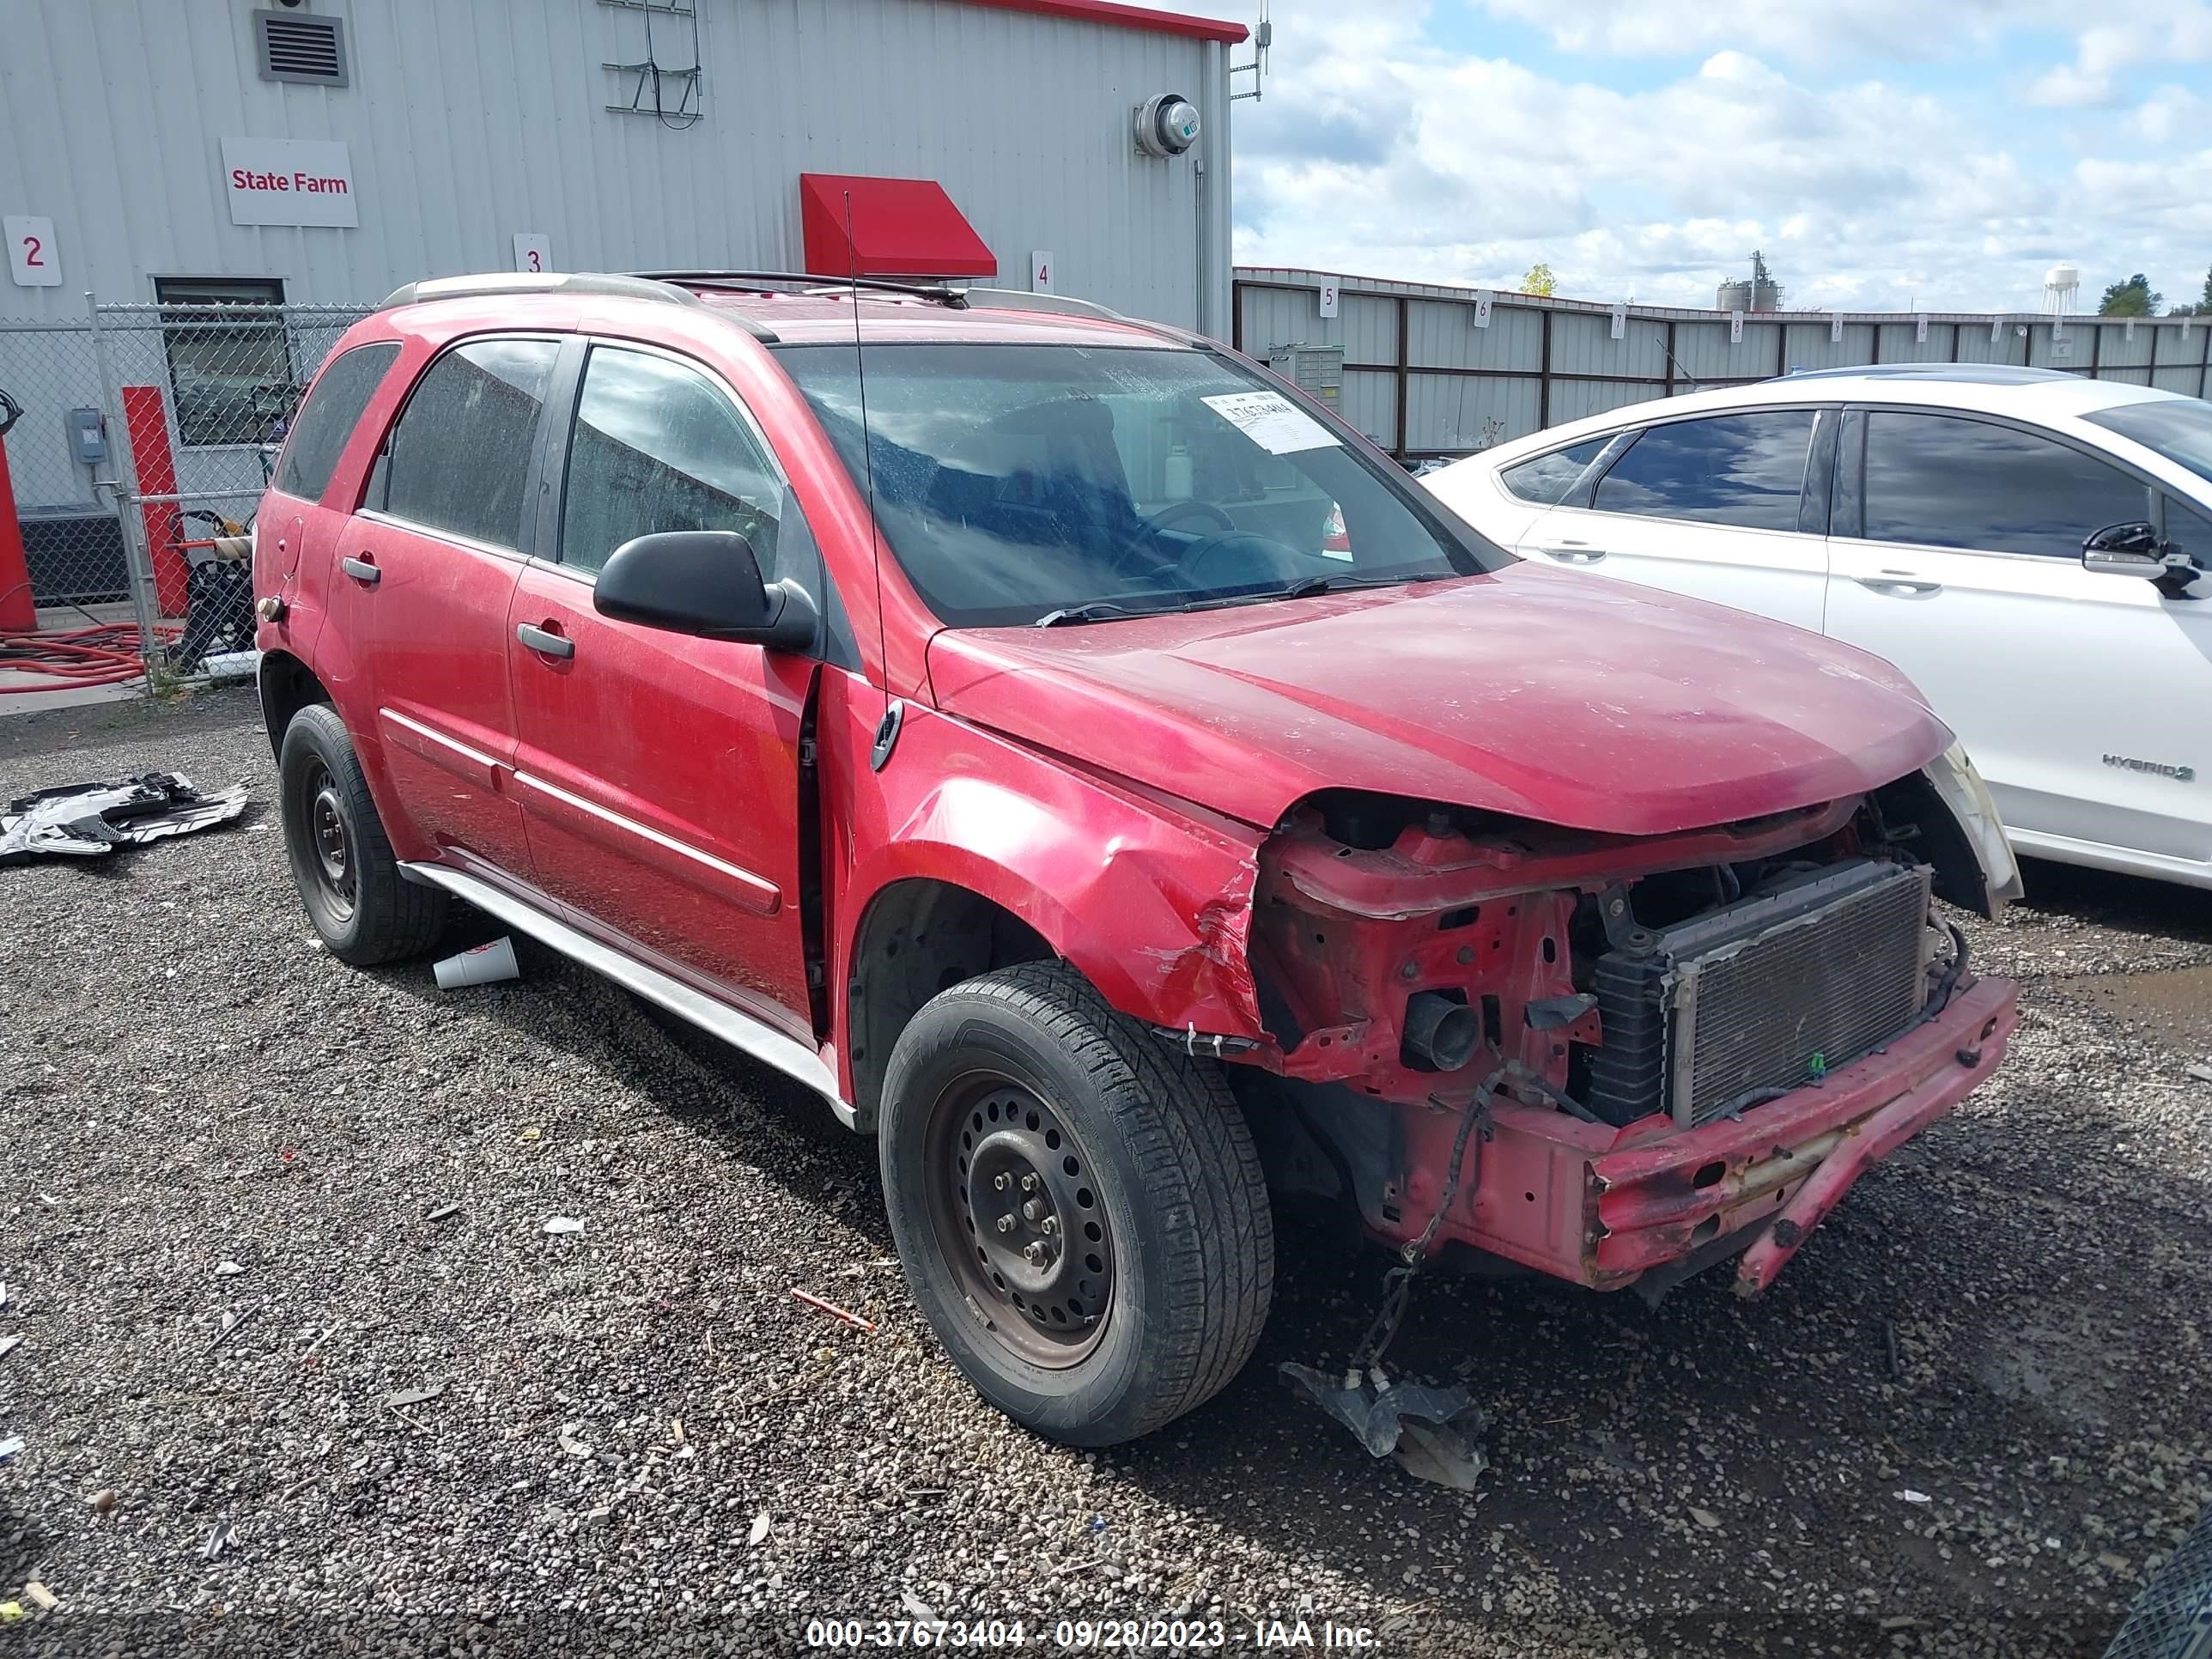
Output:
[
  {"xmin": 925, "ymin": 1071, "xmax": 1115, "ymax": 1368},
  {"xmin": 299, "ymin": 758, "xmax": 356, "ymax": 921}
]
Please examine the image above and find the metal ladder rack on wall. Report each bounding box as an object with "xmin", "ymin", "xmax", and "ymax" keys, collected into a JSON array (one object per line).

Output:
[{"xmin": 599, "ymin": 0, "xmax": 702, "ymax": 125}]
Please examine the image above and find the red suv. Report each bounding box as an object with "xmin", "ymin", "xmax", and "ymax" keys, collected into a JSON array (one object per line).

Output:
[{"xmin": 254, "ymin": 271, "xmax": 2023, "ymax": 1446}]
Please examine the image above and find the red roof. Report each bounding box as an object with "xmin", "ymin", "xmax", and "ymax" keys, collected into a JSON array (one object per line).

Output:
[
  {"xmin": 799, "ymin": 173, "xmax": 998, "ymax": 279},
  {"xmin": 955, "ymin": 0, "xmax": 1247, "ymax": 45}
]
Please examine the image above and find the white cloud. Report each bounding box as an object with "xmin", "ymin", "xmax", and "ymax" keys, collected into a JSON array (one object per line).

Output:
[
  {"xmin": 1468, "ymin": 0, "xmax": 2053, "ymax": 61},
  {"xmin": 2027, "ymin": 11, "xmax": 2212, "ymax": 105},
  {"xmin": 1225, "ymin": 1, "xmax": 2212, "ymax": 313},
  {"xmin": 2134, "ymin": 84, "xmax": 2206, "ymax": 141}
]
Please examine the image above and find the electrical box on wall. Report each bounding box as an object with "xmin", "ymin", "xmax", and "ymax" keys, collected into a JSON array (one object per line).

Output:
[
  {"xmin": 1266, "ymin": 345, "xmax": 1343, "ymax": 407},
  {"xmin": 67, "ymin": 407, "xmax": 107, "ymax": 465}
]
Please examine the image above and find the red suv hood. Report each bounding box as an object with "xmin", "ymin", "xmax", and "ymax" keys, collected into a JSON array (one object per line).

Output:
[{"xmin": 924, "ymin": 562, "xmax": 1951, "ymax": 836}]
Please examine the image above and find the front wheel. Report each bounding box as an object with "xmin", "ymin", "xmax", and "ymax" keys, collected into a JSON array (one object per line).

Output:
[{"xmin": 879, "ymin": 962, "xmax": 1273, "ymax": 1446}]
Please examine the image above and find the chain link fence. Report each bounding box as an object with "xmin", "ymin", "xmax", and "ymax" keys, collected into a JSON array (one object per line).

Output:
[
  {"xmin": 0, "ymin": 318, "xmax": 125, "ymax": 620},
  {"xmin": 0, "ymin": 301, "xmax": 369, "ymax": 690}
]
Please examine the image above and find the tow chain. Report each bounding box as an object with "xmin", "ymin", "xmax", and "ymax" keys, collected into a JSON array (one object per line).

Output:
[{"xmin": 1346, "ymin": 1067, "xmax": 1503, "ymax": 1376}]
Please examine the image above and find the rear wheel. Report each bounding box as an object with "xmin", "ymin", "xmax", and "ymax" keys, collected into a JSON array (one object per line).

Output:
[
  {"xmin": 880, "ymin": 962, "xmax": 1273, "ymax": 1445},
  {"xmin": 277, "ymin": 702, "xmax": 446, "ymax": 964}
]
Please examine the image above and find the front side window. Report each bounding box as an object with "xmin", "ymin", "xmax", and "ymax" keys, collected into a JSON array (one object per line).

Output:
[
  {"xmin": 558, "ymin": 346, "xmax": 787, "ymax": 576},
  {"xmin": 1500, "ymin": 436, "xmax": 1608, "ymax": 504},
  {"xmin": 774, "ymin": 343, "xmax": 1496, "ymax": 628},
  {"xmin": 275, "ymin": 341, "xmax": 398, "ymax": 503},
  {"xmin": 154, "ymin": 276, "xmax": 291, "ymax": 447},
  {"xmin": 2082, "ymin": 397, "xmax": 2212, "ymax": 489},
  {"xmin": 2164, "ymin": 495, "xmax": 2212, "ymax": 562},
  {"xmin": 1862, "ymin": 411, "xmax": 2148, "ymax": 557},
  {"xmin": 1592, "ymin": 410, "xmax": 1815, "ymax": 531},
  {"xmin": 378, "ymin": 337, "xmax": 559, "ymax": 550}
]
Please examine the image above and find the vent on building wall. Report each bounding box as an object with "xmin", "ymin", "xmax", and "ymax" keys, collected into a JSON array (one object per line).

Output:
[{"xmin": 254, "ymin": 9, "xmax": 349, "ymax": 87}]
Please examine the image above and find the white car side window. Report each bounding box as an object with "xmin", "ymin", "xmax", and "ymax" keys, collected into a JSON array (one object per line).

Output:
[
  {"xmin": 1498, "ymin": 436, "xmax": 1607, "ymax": 505},
  {"xmin": 1589, "ymin": 411, "xmax": 1816, "ymax": 532},
  {"xmin": 1861, "ymin": 412, "xmax": 2148, "ymax": 558}
]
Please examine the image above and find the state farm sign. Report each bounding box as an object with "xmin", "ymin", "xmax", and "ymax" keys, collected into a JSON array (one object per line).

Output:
[{"xmin": 221, "ymin": 137, "xmax": 357, "ymax": 228}]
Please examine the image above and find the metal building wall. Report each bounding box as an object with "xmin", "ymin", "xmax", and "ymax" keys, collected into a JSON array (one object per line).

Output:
[
  {"xmin": 0, "ymin": 0, "xmax": 1232, "ymax": 328},
  {"xmin": 1236, "ymin": 266, "xmax": 2212, "ymax": 459}
]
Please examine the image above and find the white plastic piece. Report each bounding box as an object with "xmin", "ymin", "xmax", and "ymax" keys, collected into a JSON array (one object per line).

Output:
[{"xmin": 434, "ymin": 935, "xmax": 520, "ymax": 989}]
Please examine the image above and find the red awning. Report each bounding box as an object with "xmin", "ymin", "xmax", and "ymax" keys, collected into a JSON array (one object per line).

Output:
[{"xmin": 799, "ymin": 173, "xmax": 997, "ymax": 279}]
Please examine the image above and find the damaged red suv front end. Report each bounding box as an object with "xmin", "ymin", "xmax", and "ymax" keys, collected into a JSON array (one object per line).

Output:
[
  {"xmin": 933, "ymin": 566, "xmax": 2023, "ymax": 1303},
  {"xmin": 1249, "ymin": 788, "xmax": 2017, "ymax": 1297}
]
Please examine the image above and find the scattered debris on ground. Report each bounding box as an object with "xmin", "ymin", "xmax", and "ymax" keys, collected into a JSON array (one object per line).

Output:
[
  {"xmin": 1281, "ymin": 1363, "xmax": 1491, "ymax": 1491},
  {"xmin": 433, "ymin": 933, "xmax": 521, "ymax": 989},
  {"xmin": 791, "ymin": 1286, "xmax": 878, "ymax": 1334},
  {"xmin": 0, "ymin": 770, "xmax": 245, "ymax": 865}
]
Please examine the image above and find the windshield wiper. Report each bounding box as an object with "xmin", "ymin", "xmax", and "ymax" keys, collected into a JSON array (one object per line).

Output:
[
  {"xmin": 1035, "ymin": 600, "xmax": 1142, "ymax": 627},
  {"xmin": 1250, "ymin": 570, "xmax": 1455, "ymax": 604},
  {"xmin": 1036, "ymin": 572, "xmax": 1454, "ymax": 628}
]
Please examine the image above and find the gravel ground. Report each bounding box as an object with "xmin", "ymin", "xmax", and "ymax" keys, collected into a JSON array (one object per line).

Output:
[{"xmin": 1, "ymin": 687, "xmax": 2207, "ymax": 1658}]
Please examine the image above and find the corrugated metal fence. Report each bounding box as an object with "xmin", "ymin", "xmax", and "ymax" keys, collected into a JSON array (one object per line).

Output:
[{"xmin": 1234, "ymin": 265, "xmax": 2212, "ymax": 461}]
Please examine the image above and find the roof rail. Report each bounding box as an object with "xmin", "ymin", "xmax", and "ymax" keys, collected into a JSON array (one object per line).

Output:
[
  {"xmin": 959, "ymin": 287, "xmax": 1127, "ymax": 323},
  {"xmin": 377, "ymin": 271, "xmax": 703, "ymax": 312},
  {"xmin": 630, "ymin": 270, "xmax": 970, "ymax": 307}
]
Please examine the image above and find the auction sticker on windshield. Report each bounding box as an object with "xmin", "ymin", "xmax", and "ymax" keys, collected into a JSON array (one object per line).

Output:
[{"xmin": 1200, "ymin": 390, "xmax": 1337, "ymax": 455}]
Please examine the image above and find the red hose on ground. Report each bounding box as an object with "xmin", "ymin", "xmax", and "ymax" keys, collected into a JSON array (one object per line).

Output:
[{"xmin": 0, "ymin": 621, "xmax": 179, "ymax": 691}]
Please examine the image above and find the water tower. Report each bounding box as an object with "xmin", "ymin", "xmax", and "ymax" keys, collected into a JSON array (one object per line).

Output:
[{"xmin": 2042, "ymin": 262, "xmax": 2081, "ymax": 315}]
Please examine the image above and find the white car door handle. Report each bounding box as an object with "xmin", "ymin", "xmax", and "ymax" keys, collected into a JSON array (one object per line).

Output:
[
  {"xmin": 1538, "ymin": 546, "xmax": 1608, "ymax": 564},
  {"xmin": 1854, "ymin": 574, "xmax": 1942, "ymax": 596}
]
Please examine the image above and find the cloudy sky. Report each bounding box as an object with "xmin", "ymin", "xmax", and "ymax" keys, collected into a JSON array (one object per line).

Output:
[{"xmin": 1157, "ymin": 0, "xmax": 2212, "ymax": 313}]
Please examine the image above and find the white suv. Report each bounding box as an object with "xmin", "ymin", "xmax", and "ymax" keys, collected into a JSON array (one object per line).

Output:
[{"xmin": 1424, "ymin": 366, "xmax": 2212, "ymax": 890}]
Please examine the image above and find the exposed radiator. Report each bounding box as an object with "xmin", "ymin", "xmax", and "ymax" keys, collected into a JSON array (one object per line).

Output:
[{"xmin": 1588, "ymin": 860, "xmax": 1935, "ymax": 1128}]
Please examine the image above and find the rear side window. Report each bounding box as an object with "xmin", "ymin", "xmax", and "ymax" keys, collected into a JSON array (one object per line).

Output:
[
  {"xmin": 1594, "ymin": 410, "xmax": 1815, "ymax": 531},
  {"xmin": 274, "ymin": 342, "xmax": 398, "ymax": 503},
  {"xmin": 558, "ymin": 345, "xmax": 787, "ymax": 576},
  {"xmin": 1862, "ymin": 412, "xmax": 2148, "ymax": 557},
  {"xmin": 1499, "ymin": 437, "xmax": 1607, "ymax": 504},
  {"xmin": 378, "ymin": 337, "xmax": 560, "ymax": 549}
]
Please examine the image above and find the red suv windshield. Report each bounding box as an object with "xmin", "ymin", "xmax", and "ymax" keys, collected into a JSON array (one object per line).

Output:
[{"xmin": 775, "ymin": 342, "xmax": 1500, "ymax": 627}]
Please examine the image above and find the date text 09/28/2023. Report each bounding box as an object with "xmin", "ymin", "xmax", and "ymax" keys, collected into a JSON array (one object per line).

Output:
[{"xmin": 802, "ymin": 1617, "xmax": 1382, "ymax": 1649}]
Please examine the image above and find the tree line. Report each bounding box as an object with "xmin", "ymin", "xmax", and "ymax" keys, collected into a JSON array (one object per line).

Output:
[{"xmin": 2099, "ymin": 267, "xmax": 2212, "ymax": 318}]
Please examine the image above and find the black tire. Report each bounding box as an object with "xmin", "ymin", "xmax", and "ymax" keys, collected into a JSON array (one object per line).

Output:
[
  {"xmin": 879, "ymin": 961, "xmax": 1273, "ymax": 1446},
  {"xmin": 276, "ymin": 702, "xmax": 447, "ymax": 965},
  {"xmin": 2101, "ymin": 1500, "xmax": 2212, "ymax": 1659}
]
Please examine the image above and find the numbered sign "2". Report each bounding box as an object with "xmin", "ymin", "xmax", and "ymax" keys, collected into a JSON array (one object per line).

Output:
[{"xmin": 5, "ymin": 216, "xmax": 59, "ymax": 287}]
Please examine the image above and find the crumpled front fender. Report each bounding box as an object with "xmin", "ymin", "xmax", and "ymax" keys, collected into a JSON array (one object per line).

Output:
[{"xmin": 838, "ymin": 699, "xmax": 1267, "ymax": 1041}]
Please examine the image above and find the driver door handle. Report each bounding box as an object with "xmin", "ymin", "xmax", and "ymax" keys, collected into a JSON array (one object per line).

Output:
[
  {"xmin": 1854, "ymin": 573, "xmax": 1942, "ymax": 596},
  {"xmin": 1536, "ymin": 544, "xmax": 1607, "ymax": 563},
  {"xmin": 516, "ymin": 621, "xmax": 574, "ymax": 659}
]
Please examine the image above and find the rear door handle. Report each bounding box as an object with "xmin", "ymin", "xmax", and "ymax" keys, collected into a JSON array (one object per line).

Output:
[
  {"xmin": 515, "ymin": 621, "xmax": 574, "ymax": 659},
  {"xmin": 340, "ymin": 555, "xmax": 380, "ymax": 586},
  {"xmin": 1853, "ymin": 574, "xmax": 1942, "ymax": 596},
  {"xmin": 1538, "ymin": 546, "xmax": 1608, "ymax": 564}
]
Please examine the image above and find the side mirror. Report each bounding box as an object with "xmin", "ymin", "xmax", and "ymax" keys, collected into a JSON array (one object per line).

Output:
[
  {"xmin": 592, "ymin": 530, "xmax": 817, "ymax": 649},
  {"xmin": 2082, "ymin": 520, "xmax": 2169, "ymax": 580}
]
